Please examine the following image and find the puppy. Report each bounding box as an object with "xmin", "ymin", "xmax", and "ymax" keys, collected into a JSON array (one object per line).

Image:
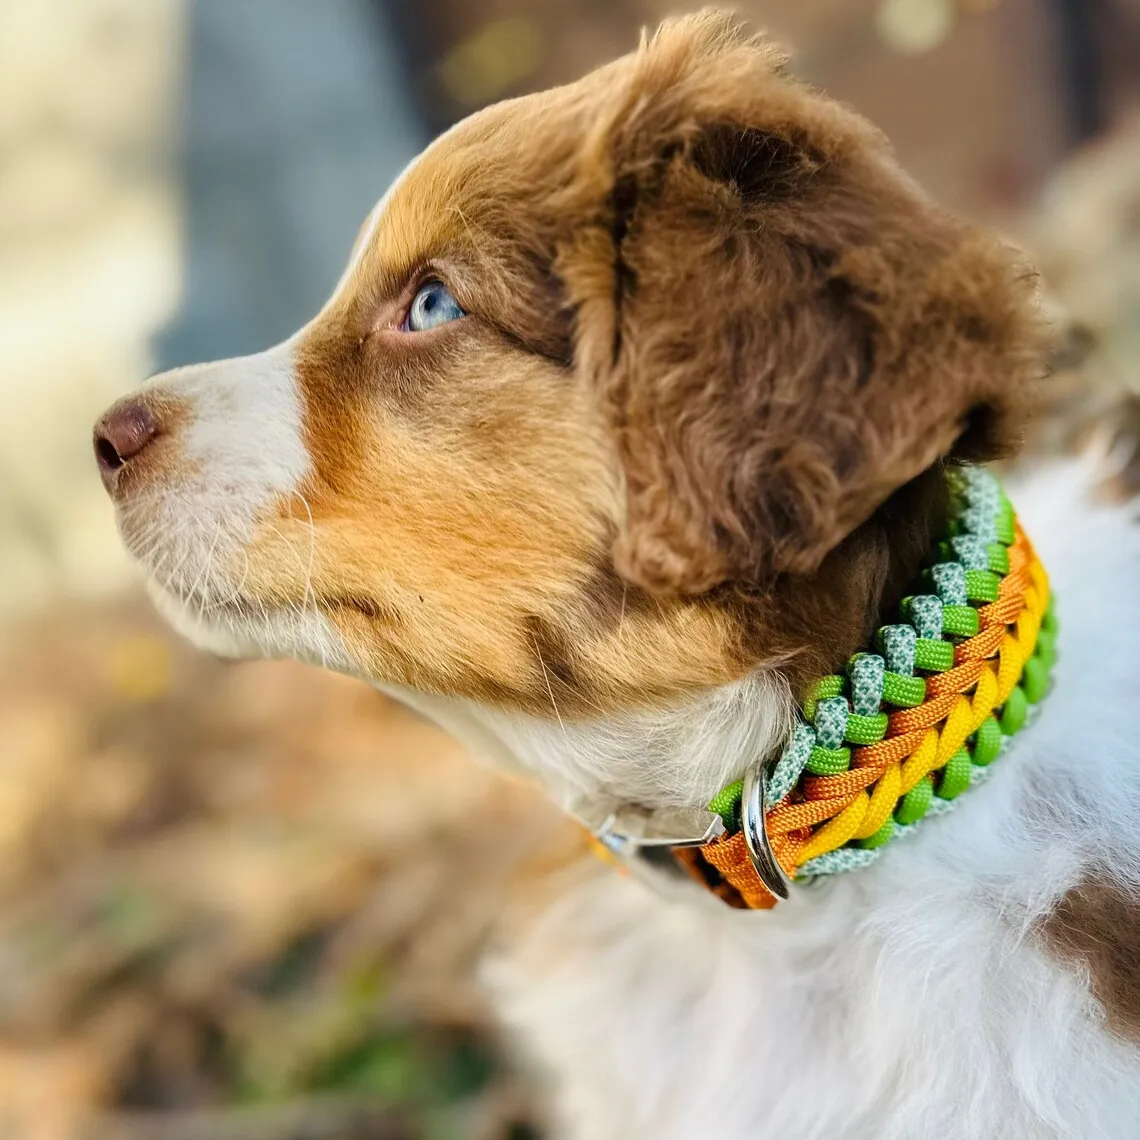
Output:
[{"xmin": 94, "ymin": 14, "xmax": 1140, "ymax": 1139}]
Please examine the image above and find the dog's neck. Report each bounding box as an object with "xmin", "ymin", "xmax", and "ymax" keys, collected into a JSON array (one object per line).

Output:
[
  {"xmin": 380, "ymin": 471, "xmax": 952, "ymax": 826},
  {"xmin": 379, "ymin": 671, "xmax": 795, "ymax": 819}
]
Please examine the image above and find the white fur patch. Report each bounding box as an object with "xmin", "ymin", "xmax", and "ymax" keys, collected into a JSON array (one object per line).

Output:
[
  {"xmin": 150, "ymin": 582, "xmax": 351, "ymax": 672},
  {"xmin": 172, "ymin": 340, "xmax": 311, "ymax": 516},
  {"xmin": 121, "ymin": 339, "xmax": 350, "ymax": 670},
  {"xmin": 382, "ymin": 671, "xmax": 793, "ymax": 814}
]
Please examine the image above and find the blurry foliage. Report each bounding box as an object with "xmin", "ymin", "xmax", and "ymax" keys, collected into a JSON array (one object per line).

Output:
[
  {"xmin": 1017, "ymin": 113, "xmax": 1140, "ymax": 487},
  {"xmin": 0, "ymin": 600, "xmax": 582, "ymax": 1139}
]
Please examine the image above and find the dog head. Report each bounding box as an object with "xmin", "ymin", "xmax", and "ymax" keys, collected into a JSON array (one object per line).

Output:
[{"xmin": 94, "ymin": 13, "xmax": 1045, "ymax": 723}]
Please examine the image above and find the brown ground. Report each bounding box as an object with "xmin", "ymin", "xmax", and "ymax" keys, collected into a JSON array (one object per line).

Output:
[{"xmin": 0, "ymin": 599, "xmax": 582, "ymax": 1140}]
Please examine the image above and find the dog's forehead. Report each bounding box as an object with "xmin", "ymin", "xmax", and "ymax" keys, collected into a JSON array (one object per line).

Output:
[
  {"xmin": 341, "ymin": 74, "xmax": 613, "ymax": 300},
  {"xmin": 376, "ymin": 112, "xmax": 515, "ymax": 265}
]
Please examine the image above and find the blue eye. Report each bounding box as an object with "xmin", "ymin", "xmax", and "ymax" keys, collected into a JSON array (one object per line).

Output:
[{"xmin": 403, "ymin": 280, "xmax": 465, "ymax": 332}]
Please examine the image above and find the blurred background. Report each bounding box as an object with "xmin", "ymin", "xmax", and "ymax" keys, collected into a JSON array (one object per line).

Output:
[{"xmin": 1, "ymin": 1, "xmax": 1138, "ymax": 1137}]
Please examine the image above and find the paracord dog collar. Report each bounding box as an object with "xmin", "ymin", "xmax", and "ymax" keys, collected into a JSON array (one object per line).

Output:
[{"xmin": 589, "ymin": 466, "xmax": 1056, "ymax": 910}]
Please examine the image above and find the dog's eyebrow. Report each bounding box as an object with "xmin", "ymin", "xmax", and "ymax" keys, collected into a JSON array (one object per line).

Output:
[
  {"xmin": 359, "ymin": 257, "xmax": 433, "ymax": 304},
  {"xmin": 494, "ymin": 322, "xmax": 574, "ymax": 370}
]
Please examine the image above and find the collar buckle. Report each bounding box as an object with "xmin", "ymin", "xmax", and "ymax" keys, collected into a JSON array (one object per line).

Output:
[
  {"xmin": 575, "ymin": 758, "xmax": 793, "ymax": 903},
  {"xmin": 597, "ymin": 804, "xmax": 727, "ymax": 854},
  {"xmin": 574, "ymin": 800, "xmax": 726, "ymax": 894}
]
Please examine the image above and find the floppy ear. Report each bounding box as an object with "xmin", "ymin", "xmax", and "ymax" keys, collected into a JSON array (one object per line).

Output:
[{"xmin": 558, "ymin": 13, "xmax": 1046, "ymax": 596}]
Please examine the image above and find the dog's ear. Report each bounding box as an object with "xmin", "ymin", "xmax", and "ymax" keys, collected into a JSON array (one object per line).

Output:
[{"xmin": 558, "ymin": 13, "xmax": 1046, "ymax": 596}]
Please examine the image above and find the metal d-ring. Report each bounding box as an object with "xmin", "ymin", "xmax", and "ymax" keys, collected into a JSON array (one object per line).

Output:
[{"xmin": 741, "ymin": 762, "xmax": 791, "ymax": 900}]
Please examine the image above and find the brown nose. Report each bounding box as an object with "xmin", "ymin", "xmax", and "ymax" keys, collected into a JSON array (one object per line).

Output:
[{"xmin": 94, "ymin": 399, "xmax": 159, "ymax": 490}]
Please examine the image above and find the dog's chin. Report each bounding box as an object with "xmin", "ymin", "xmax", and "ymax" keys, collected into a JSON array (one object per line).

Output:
[
  {"xmin": 112, "ymin": 481, "xmax": 351, "ymax": 672},
  {"xmin": 145, "ymin": 581, "xmax": 263, "ymax": 659},
  {"xmin": 143, "ymin": 578, "xmax": 355, "ymax": 673}
]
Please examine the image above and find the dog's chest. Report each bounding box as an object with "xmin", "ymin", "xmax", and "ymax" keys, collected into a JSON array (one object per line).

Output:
[{"xmin": 495, "ymin": 850, "xmax": 1140, "ymax": 1140}]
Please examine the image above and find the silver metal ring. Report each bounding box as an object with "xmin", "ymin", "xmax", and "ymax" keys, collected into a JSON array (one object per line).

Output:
[{"xmin": 741, "ymin": 762, "xmax": 791, "ymax": 900}]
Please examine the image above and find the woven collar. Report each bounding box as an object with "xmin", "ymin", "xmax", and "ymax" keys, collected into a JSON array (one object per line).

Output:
[{"xmin": 590, "ymin": 466, "xmax": 1056, "ymax": 909}]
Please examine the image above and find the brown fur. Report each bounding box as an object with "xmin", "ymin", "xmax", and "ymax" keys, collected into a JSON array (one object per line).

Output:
[
  {"xmin": 557, "ymin": 14, "xmax": 1045, "ymax": 596},
  {"xmin": 1039, "ymin": 875, "xmax": 1140, "ymax": 1045},
  {"xmin": 239, "ymin": 13, "xmax": 1047, "ymax": 714}
]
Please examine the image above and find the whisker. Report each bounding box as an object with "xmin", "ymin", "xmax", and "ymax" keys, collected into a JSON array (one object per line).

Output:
[{"xmin": 532, "ymin": 634, "xmax": 569, "ymax": 743}]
